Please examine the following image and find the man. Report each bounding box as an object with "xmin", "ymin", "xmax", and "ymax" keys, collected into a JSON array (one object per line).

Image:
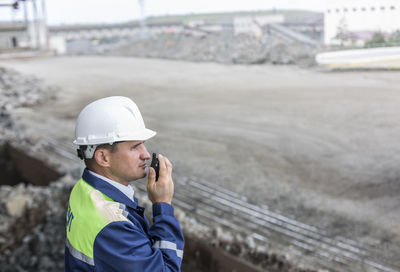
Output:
[{"xmin": 65, "ymin": 96, "xmax": 184, "ymax": 271}]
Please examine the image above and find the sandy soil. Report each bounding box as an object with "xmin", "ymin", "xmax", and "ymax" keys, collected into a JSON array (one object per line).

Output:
[{"xmin": 2, "ymin": 56, "xmax": 400, "ymax": 255}]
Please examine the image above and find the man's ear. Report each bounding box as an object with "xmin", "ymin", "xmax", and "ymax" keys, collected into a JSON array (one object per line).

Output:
[{"xmin": 94, "ymin": 148, "xmax": 111, "ymax": 167}]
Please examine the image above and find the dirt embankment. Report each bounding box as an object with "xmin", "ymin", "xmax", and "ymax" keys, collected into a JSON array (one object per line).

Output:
[{"xmin": 73, "ymin": 28, "xmax": 317, "ymax": 66}]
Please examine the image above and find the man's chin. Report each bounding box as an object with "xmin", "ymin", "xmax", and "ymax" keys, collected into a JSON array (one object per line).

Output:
[
  {"xmin": 138, "ymin": 169, "xmax": 147, "ymax": 179},
  {"xmin": 129, "ymin": 171, "xmax": 147, "ymax": 182}
]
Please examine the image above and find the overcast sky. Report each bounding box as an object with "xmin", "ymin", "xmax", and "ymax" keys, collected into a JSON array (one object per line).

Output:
[{"xmin": 0, "ymin": 0, "xmax": 325, "ymax": 25}]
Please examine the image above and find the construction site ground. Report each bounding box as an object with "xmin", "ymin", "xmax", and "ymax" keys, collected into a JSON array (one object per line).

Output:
[{"xmin": 2, "ymin": 56, "xmax": 400, "ymax": 270}]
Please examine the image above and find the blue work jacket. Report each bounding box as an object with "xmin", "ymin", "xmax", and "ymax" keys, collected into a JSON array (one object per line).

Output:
[{"xmin": 64, "ymin": 168, "xmax": 184, "ymax": 271}]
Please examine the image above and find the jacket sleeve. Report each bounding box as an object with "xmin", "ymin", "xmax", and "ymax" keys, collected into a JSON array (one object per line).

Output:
[{"xmin": 93, "ymin": 202, "xmax": 184, "ymax": 272}]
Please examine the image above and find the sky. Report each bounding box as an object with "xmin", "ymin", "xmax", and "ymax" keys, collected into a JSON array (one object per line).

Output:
[{"xmin": 0, "ymin": 0, "xmax": 325, "ymax": 25}]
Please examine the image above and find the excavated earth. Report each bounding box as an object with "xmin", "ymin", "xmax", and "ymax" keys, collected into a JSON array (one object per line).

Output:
[
  {"xmin": 105, "ymin": 31, "xmax": 316, "ymax": 66},
  {"xmin": 1, "ymin": 56, "xmax": 400, "ymax": 271}
]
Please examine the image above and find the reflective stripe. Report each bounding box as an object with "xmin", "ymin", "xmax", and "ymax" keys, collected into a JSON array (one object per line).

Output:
[
  {"xmin": 66, "ymin": 238, "xmax": 95, "ymax": 266},
  {"xmin": 119, "ymin": 203, "xmax": 129, "ymax": 218},
  {"xmin": 153, "ymin": 240, "xmax": 183, "ymax": 258}
]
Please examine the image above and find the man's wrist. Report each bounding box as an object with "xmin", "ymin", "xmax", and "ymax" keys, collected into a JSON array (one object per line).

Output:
[
  {"xmin": 152, "ymin": 202, "xmax": 174, "ymax": 217},
  {"xmin": 152, "ymin": 200, "xmax": 171, "ymax": 205}
]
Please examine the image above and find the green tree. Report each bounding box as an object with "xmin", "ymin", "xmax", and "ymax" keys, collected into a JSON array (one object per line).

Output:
[{"xmin": 365, "ymin": 32, "xmax": 386, "ymax": 47}]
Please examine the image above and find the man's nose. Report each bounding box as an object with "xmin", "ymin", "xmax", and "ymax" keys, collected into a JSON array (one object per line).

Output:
[{"xmin": 140, "ymin": 145, "xmax": 151, "ymax": 160}]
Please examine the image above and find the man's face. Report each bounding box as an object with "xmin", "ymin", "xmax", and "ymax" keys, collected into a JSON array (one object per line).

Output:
[{"xmin": 107, "ymin": 140, "xmax": 151, "ymax": 185}]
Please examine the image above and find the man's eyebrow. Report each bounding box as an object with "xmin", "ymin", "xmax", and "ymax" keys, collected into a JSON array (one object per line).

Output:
[{"xmin": 132, "ymin": 141, "xmax": 145, "ymax": 148}]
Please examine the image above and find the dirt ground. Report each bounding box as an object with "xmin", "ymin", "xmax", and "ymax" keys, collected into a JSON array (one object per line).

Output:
[{"xmin": 2, "ymin": 56, "xmax": 400, "ymax": 257}]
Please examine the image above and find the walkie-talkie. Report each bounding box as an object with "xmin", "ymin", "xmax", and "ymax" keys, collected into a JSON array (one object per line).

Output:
[{"xmin": 150, "ymin": 153, "xmax": 160, "ymax": 181}]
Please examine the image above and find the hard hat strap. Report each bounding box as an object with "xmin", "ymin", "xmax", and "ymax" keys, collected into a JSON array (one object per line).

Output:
[
  {"xmin": 84, "ymin": 145, "xmax": 98, "ymax": 159},
  {"xmin": 77, "ymin": 143, "xmax": 117, "ymax": 160}
]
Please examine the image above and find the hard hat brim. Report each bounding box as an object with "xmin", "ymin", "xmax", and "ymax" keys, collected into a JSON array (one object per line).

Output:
[{"xmin": 73, "ymin": 128, "xmax": 156, "ymax": 145}]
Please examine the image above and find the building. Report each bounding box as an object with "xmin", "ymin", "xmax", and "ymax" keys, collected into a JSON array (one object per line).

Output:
[
  {"xmin": 324, "ymin": 0, "xmax": 400, "ymax": 45},
  {"xmin": 233, "ymin": 15, "xmax": 284, "ymax": 38},
  {"xmin": 0, "ymin": 0, "xmax": 48, "ymax": 51},
  {"xmin": 0, "ymin": 19, "xmax": 47, "ymax": 50},
  {"xmin": 0, "ymin": 22, "xmax": 27, "ymax": 49}
]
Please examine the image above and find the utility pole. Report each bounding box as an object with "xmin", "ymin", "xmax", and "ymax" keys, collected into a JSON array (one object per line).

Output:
[
  {"xmin": 41, "ymin": 0, "xmax": 48, "ymax": 49},
  {"xmin": 31, "ymin": 0, "xmax": 40, "ymax": 49},
  {"xmin": 22, "ymin": 0, "xmax": 31, "ymax": 48},
  {"xmin": 137, "ymin": 0, "xmax": 146, "ymax": 37}
]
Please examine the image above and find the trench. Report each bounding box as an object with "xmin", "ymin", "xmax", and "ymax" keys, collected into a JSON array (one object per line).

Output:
[
  {"xmin": 0, "ymin": 142, "xmax": 62, "ymax": 186},
  {"xmin": 0, "ymin": 142, "xmax": 266, "ymax": 271},
  {"xmin": 0, "ymin": 141, "xmax": 67, "ymax": 269},
  {"xmin": 0, "ymin": 139, "xmax": 321, "ymax": 272}
]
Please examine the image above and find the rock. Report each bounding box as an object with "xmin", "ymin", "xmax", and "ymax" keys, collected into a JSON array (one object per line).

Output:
[
  {"xmin": 244, "ymin": 235, "xmax": 256, "ymax": 250},
  {"xmin": 0, "ymin": 175, "xmax": 74, "ymax": 271},
  {"xmin": 5, "ymin": 185, "xmax": 31, "ymax": 217}
]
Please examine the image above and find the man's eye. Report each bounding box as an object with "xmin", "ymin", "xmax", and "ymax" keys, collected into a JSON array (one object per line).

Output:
[{"xmin": 132, "ymin": 143, "xmax": 142, "ymax": 149}]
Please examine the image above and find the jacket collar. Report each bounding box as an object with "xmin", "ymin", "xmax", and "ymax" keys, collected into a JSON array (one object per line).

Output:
[{"xmin": 82, "ymin": 168, "xmax": 139, "ymax": 210}]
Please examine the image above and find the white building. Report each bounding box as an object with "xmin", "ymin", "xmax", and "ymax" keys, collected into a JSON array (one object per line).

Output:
[
  {"xmin": 0, "ymin": 19, "xmax": 47, "ymax": 50},
  {"xmin": 234, "ymin": 15, "xmax": 284, "ymax": 38},
  {"xmin": 324, "ymin": 0, "xmax": 400, "ymax": 45},
  {"xmin": 0, "ymin": 0, "xmax": 48, "ymax": 50}
]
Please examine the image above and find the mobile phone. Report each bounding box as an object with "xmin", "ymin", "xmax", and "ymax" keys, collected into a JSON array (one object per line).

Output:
[{"xmin": 150, "ymin": 153, "xmax": 160, "ymax": 181}]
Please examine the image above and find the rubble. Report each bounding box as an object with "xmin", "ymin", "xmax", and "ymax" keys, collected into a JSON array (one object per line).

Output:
[
  {"xmin": 0, "ymin": 67, "xmax": 58, "ymax": 112},
  {"xmin": 0, "ymin": 66, "xmax": 59, "ymax": 139},
  {"xmin": 0, "ymin": 176, "xmax": 75, "ymax": 272},
  {"xmin": 107, "ymin": 31, "xmax": 316, "ymax": 66}
]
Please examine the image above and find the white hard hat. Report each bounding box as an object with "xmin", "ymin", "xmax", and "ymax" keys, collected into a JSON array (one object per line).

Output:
[{"xmin": 74, "ymin": 96, "xmax": 156, "ymax": 148}]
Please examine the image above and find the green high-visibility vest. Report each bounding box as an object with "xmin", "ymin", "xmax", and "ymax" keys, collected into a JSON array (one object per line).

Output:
[{"xmin": 66, "ymin": 179, "xmax": 130, "ymax": 261}]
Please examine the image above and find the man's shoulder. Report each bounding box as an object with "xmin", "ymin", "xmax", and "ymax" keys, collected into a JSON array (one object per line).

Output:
[
  {"xmin": 71, "ymin": 179, "xmax": 130, "ymax": 224},
  {"xmin": 90, "ymin": 189, "xmax": 131, "ymax": 224}
]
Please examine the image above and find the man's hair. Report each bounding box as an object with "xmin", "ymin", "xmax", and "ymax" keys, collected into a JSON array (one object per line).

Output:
[{"xmin": 80, "ymin": 143, "xmax": 120, "ymax": 168}]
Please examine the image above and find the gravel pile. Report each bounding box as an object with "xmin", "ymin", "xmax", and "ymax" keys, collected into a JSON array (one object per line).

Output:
[
  {"xmin": 109, "ymin": 31, "xmax": 316, "ymax": 66},
  {"xmin": 0, "ymin": 67, "xmax": 58, "ymax": 126},
  {"xmin": 0, "ymin": 176, "xmax": 75, "ymax": 272},
  {"xmin": 0, "ymin": 66, "xmax": 59, "ymax": 142}
]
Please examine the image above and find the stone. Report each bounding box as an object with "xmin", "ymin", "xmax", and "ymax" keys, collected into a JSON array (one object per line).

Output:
[
  {"xmin": 244, "ymin": 235, "xmax": 256, "ymax": 250},
  {"xmin": 6, "ymin": 192, "xmax": 31, "ymax": 217}
]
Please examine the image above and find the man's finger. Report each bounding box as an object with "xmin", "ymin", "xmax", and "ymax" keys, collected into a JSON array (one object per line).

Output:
[
  {"xmin": 158, "ymin": 154, "xmax": 168, "ymax": 178},
  {"xmin": 147, "ymin": 167, "xmax": 156, "ymax": 187},
  {"xmin": 164, "ymin": 157, "xmax": 173, "ymax": 175}
]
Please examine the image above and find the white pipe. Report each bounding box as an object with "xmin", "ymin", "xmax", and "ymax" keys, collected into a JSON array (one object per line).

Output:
[{"xmin": 316, "ymin": 47, "xmax": 400, "ymax": 68}]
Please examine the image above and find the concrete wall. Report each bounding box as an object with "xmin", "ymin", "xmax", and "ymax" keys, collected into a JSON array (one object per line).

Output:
[
  {"xmin": 50, "ymin": 24, "xmax": 184, "ymax": 41},
  {"xmin": 0, "ymin": 31, "xmax": 26, "ymax": 49},
  {"xmin": 0, "ymin": 20, "xmax": 47, "ymax": 50},
  {"xmin": 324, "ymin": 0, "xmax": 400, "ymax": 45},
  {"xmin": 0, "ymin": 22, "xmax": 28, "ymax": 50}
]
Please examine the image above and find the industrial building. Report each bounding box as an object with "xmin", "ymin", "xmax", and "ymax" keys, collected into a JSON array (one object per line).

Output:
[
  {"xmin": 0, "ymin": 0, "xmax": 48, "ymax": 50},
  {"xmin": 324, "ymin": 0, "xmax": 400, "ymax": 45}
]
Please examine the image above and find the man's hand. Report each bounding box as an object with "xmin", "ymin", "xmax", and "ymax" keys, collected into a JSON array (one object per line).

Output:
[{"xmin": 147, "ymin": 154, "xmax": 174, "ymax": 205}]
